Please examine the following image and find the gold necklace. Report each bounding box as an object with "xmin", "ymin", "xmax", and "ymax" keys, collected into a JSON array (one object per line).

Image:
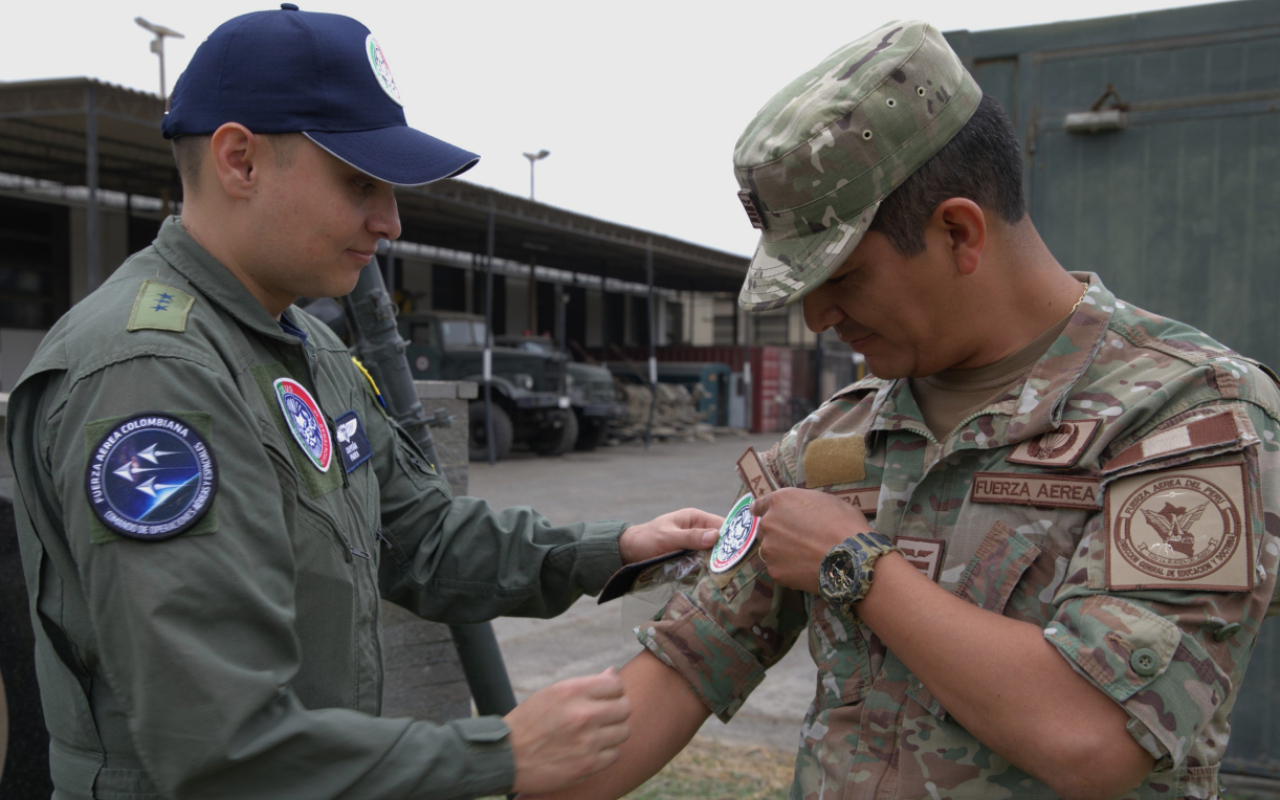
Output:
[{"xmin": 1069, "ymin": 283, "xmax": 1090, "ymax": 315}]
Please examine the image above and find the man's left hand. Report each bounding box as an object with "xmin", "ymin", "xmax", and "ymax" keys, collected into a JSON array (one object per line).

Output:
[
  {"xmin": 619, "ymin": 508, "xmax": 723, "ymax": 564},
  {"xmin": 753, "ymin": 488, "xmax": 873, "ymax": 595}
]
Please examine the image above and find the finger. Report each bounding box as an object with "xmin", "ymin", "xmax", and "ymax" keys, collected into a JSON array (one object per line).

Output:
[
  {"xmin": 581, "ymin": 696, "xmax": 632, "ymax": 728},
  {"xmin": 680, "ymin": 508, "xmax": 724, "ymax": 529},
  {"xmin": 580, "ymin": 670, "xmax": 626, "ymax": 699},
  {"xmin": 752, "ymin": 495, "xmax": 773, "ymax": 516}
]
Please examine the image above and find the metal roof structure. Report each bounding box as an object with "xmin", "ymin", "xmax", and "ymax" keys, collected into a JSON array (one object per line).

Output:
[{"xmin": 0, "ymin": 77, "xmax": 748, "ymax": 294}]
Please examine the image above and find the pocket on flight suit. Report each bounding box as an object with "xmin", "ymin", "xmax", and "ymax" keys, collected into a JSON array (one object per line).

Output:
[{"xmin": 263, "ymin": 439, "xmax": 358, "ymax": 709}]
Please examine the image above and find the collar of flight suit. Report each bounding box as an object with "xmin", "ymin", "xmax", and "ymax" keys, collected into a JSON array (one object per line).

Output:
[
  {"xmin": 864, "ymin": 272, "xmax": 1115, "ymax": 451},
  {"xmin": 152, "ymin": 216, "xmax": 309, "ymax": 345}
]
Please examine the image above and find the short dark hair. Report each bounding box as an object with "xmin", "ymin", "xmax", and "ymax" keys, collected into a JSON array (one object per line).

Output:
[
  {"xmin": 868, "ymin": 94, "xmax": 1025, "ymax": 256},
  {"xmin": 171, "ymin": 132, "xmax": 301, "ymax": 192}
]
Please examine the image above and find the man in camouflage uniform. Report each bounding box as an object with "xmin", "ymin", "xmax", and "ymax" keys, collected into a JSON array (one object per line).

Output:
[{"xmin": 535, "ymin": 20, "xmax": 1280, "ymax": 800}]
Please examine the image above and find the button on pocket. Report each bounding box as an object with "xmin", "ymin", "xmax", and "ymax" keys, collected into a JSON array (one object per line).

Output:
[{"xmin": 1131, "ymin": 647, "xmax": 1159, "ymax": 677}]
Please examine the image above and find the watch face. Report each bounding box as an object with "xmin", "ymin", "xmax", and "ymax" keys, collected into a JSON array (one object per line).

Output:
[{"xmin": 821, "ymin": 548, "xmax": 856, "ymax": 597}]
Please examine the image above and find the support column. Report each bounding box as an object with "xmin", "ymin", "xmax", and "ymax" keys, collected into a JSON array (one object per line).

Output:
[
  {"xmin": 86, "ymin": 84, "xmax": 100, "ymax": 293},
  {"xmin": 644, "ymin": 241, "xmax": 657, "ymax": 449},
  {"xmin": 484, "ymin": 199, "xmax": 497, "ymax": 466}
]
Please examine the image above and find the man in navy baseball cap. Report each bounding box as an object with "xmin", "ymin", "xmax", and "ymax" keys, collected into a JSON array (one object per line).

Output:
[{"xmin": 164, "ymin": 3, "xmax": 478, "ymax": 185}]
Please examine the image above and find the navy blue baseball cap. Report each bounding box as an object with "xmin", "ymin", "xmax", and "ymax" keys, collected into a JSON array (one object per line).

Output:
[{"xmin": 162, "ymin": 5, "xmax": 479, "ymax": 186}]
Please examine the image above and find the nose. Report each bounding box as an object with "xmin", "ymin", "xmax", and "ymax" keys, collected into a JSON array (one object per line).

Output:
[
  {"xmin": 801, "ymin": 285, "xmax": 845, "ymax": 334},
  {"xmin": 368, "ymin": 186, "xmax": 402, "ymax": 242}
]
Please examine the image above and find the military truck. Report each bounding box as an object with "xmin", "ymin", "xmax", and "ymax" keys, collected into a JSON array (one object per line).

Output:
[
  {"xmin": 397, "ymin": 312, "xmax": 575, "ymax": 461},
  {"xmin": 497, "ymin": 335, "xmax": 626, "ymax": 451}
]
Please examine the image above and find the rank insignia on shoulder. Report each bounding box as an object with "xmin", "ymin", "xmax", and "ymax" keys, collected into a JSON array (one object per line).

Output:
[
  {"xmin": 274, "ymin": 378, "xmax": 332, "ymax": 472},
  {"xmin": 710, "ymin": 494, "xmax": 759, "ymax": 574},
  {"xmin": 85, "ymin": 413, "xmax": 217, "ymax": 540},
  {"xmin": 127, "ymin": 280, "xmax": 195, "ymax": 333},
  {"xmin": 1106, "ymin": 461, "xmax": 1253, "ymax": 592},
  {"xmin": 335, "ymin": 411, "xmax": 373, "ymax": 473},
  {"xmin": 736, "ymin": 447, "xmax": 777, "ymax": 499},
  {"xmin": 1006, "ymin": 419, "xmax": 1101, "ymax": 469}
]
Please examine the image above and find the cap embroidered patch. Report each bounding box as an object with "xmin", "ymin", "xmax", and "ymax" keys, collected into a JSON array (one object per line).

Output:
[
  {"xmin": 736, "ymin": 447, "xmax": 777, "ymax": 499},
  {"xmin": 85, "ymin": 413, "xmax": 217, "ymax": 540},
  {"xmin": 274, "ymin": 378, "xmax": 332, "ymax": 472},
  {"xmin": 1106, "ymin": 461, "xmax": 1253, "ymax": 591},
  {"xmin": 365, "ymin": 34, "xmax": 403, "ymax": 106},
  {"xmin": 1006, "ymin": 419, "xmax": 1101, "ymax": 468},
  {"xmin": 335, "ymin": 410, "xmax": 373, "ymax": 473},
  {"xmin": 710, "ymin": 494, "xmax": 759, "ymax": 574}
]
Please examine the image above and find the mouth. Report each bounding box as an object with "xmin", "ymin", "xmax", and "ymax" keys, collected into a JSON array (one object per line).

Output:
[
  {"xmin": 346, "ymin": 249, "xmax": 376, "ymax": 264},
  {"xmin": 837, "ymin": 329, "xmax": 876, "ymax": 350}
]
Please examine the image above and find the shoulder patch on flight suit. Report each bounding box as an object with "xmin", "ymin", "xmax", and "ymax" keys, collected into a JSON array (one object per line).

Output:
[
  {"xmin": 335, "ymin": 411, "xmax": 373, "ymax": 473},
  {"xmin": 127, "ymin": 280, "xmax": 195, "ymax": 333},
  {"xmin": 83, "ymin": 412, "xmax": 219, "ymax": 544},
  {"xmin": 1106, "ymin": 461, "xmax": 1253, "ymax": 592},
  {"xmin": 803, "ymin": 434, "xmax": 866, "ymax": 487}
]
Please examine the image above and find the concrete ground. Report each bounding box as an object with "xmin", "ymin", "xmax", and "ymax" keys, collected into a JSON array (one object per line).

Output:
[{"xmin": 470, "ymin": 433, "xmax": 813, "ymax": 753}]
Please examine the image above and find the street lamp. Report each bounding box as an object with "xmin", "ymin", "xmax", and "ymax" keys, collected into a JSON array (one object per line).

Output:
[
  {"xmin": 135, "ymin": 17, "xmax": 185, "ymax": 109},
  {"xmin": 522, "ymin": 149, "xmax": 550, "ymax": 201}
]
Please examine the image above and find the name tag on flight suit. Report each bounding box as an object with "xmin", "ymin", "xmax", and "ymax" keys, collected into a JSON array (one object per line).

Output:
[{"xmin": 335, "ymin": 411, "xmax": 372, "ymax": 473}]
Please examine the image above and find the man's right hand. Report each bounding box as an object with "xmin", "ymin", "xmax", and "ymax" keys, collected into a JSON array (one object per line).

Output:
[{"xmin": 505, "ymin": 669, "xmax": 632, "ymax": 795}]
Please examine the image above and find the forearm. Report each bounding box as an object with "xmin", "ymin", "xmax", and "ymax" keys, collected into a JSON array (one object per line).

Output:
[
  {"xmin": 525, "ymin": 651, "xmax": 710, "ymax": 800},
  {"xmin": 858, "ymin": 553, "xmax": 1152, "ymax": 799}
]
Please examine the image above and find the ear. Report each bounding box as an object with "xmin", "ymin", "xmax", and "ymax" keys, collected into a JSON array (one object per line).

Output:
[
  {"xmin": 932, "ymin": 198, "xmax": 987, "ymax": 276},
  {"xmin": 208, "ymin": 123, "xmax": 262, "ymax": 200}
]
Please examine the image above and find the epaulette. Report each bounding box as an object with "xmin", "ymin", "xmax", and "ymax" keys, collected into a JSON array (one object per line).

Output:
[{"xmin": 127, "ymin": 280, "xmax": 195, "ymax": 333}]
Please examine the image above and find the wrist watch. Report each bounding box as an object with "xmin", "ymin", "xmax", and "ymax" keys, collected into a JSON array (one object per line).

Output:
[{"xmin": 818, "ymin": 530, "xmax": 899, "ymax": 619}]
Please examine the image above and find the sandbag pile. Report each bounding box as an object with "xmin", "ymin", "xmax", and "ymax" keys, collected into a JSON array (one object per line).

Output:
[{"xmin": 610, "ymin": 380, "xmax": 715, "ymax": 443}]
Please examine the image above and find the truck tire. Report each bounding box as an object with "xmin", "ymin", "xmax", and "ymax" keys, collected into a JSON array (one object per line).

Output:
[
  {"xmin": 574, "ymin": 415, "xmax": 609, "ymax": 452},
  {"xmin": 530, "ymin": 410, "xmax": 578, "ymax": 457},
  {"xmin": 468, "ymin": 401, "xmax": 513, "ymax": 462}
]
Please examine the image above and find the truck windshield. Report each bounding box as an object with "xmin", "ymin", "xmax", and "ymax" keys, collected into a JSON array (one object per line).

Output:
[{"xmin": 441, "ymin": 320, "xmax": 476, "ymax": 346}]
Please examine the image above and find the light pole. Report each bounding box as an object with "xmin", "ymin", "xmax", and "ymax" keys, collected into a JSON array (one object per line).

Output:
[
  {"xmin": 521, "ymin": 149, "xmax": 549, "ymax": 333},
  {"xmin": 135, "ymin": 17, "xmax": 185, "ymax": 109},
  {"xmin": 522, "ymin": 149, "xmax": 550, "ymax": 201}
]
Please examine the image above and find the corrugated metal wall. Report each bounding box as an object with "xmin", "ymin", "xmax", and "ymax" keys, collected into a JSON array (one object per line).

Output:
[{"xmin": 949, "ymin": 2, "xmax": 1280, "ymax": 783}]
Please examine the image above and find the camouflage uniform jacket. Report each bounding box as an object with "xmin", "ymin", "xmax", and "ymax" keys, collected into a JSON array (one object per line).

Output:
[{"xmin": 640, "ymin": 273, "xmax": 1280, "ymax": 799}]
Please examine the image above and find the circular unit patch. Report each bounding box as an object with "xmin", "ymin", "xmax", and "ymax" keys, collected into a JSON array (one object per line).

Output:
[
  {"xmin": 1114, "ymin": 474, "xmax": 1243, "ymax": 581},
  {"xmin": 85, "ymin": 413, "xmax": 217, "ymax": 540},
  {"xmin": 414, "ymin": 354, "xmax": 430, "ymax": 373},
  {"xmin": 365, "ymin": 34, "xmax": 403, "ymax": 106},
  {"xmin": 274, "ymin": 378, "xmax": 332, "ymax": 473},
  {"xmin": 710, "ymin": 494, "xmax": 759, "ymax": 573}
]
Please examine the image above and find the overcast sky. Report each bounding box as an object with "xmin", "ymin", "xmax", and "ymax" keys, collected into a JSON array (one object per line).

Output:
[{"xmin": 3, "ymin": 0, "xmax": 1230, "ymax": 258}]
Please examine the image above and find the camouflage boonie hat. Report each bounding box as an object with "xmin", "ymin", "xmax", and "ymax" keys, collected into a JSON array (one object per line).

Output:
[{"xmin": 735, "ymin": 21, "xmax": 982, "ymax": 311}]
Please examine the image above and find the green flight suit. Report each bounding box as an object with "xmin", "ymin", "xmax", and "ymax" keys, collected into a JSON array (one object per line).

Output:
[{"xmin": 4, "ymin": 217, "xmax": 627, "ymax": 799}]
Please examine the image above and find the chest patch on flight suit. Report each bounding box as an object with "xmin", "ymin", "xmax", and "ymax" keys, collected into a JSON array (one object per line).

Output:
[
  {"xmin": 127, "ymin": 280, "xmax": 196, "ymax": 333},
  {"xmin": 85, "ymin": 412, "xmax": 218, "ymax": 541},
  {"xmin": 802, "ymin": 435, "xmax": 866, "ymax": 488},
  {"xmin": 1006, "ymin": 419, "xmax": 1101, "ymax": 468},
  {"xmin": 1106, "ymin": 461, "xmax": 1254, "ymax": 591},
  {"xmin": 273, "ymin": 378, "xmax": 333, "ymax": 473},
  {"xmin": 335, "ymin": 411, "xmax": 373, "ymax": 473},
  {"xmin": 710, "ymin": 495, "xmax": 759, "ymax": 573}
]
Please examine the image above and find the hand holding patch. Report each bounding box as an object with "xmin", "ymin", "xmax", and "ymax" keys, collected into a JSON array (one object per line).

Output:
[
  {"xmin": 753, "ymin": 488, "xmax": 873, "ymax": 596},
  {"xmin": 618, "ymin": 508, "xmax": 723, "ymax": 565}
]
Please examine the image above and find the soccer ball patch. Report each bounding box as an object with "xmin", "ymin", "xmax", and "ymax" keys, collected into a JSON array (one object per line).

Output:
[
  {"xmin": 274, "ymin": 378, "xmax": 332, "ymax": 473},
  {"xmin": 710, "ymin": 494, "xmax": 759, "ymax": 573}
]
